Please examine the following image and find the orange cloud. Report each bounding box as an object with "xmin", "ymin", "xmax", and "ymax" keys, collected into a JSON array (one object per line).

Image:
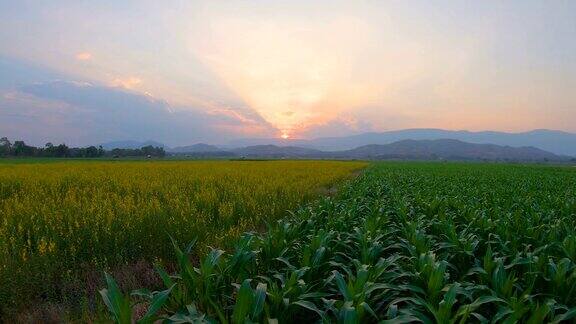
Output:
[
  {"xmin": 110, "ymin": 77, "xmax": 142, "ymax": 89},
  {"xmin": 75, "ymin": 52, "xmax": 92, "ymax": 61}
]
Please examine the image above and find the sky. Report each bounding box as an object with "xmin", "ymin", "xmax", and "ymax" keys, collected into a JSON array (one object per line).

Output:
[{"xmin": 1, "ymin": 0, "xmax": 575, "ymax": 146}]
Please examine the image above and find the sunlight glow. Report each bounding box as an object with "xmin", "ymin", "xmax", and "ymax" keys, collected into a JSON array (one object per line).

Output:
[{"xmin": 189, "ymin": 11, "xmax": 379, "ymax": 136}]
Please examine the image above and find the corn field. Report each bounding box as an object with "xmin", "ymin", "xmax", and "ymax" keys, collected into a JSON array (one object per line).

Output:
[
  {"xmin": 100, "ymin": 162, "xmax": 576, "ymax": 323},
  {"xmin": 0, "ymin": 160, "xmax": 365, "ymax": 317}
]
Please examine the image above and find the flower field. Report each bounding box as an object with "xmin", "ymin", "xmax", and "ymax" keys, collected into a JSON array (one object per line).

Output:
[{"xmin": 0, "ymin": 160, "xmax": 365, "ymax": 318}]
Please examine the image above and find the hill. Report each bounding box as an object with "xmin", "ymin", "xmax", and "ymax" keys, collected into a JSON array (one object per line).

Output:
[
  {"xmin": 307, "ymin": 129, "xmax": 576, "ymax": 156},
  {"xmin": 329, "ymin": 139, "xmax": 566, "ymax": 161},
  {"xmin": 169, "ymin": 143, "xmax": 221, "ymax": 153},
  {"xmin": 227, "ymin": 129, "xmax": 576, "ymax": 156},
  {"xmin": 100, "ymin": 140, "xmax": 166, "ymax": 150},
  {"xmin": 213, "ymin": 139, "xmax": 571, "ymax": 162},
  {"xmin": 233, "ymin": 145, "xmax": 323, "ymax": 158}
]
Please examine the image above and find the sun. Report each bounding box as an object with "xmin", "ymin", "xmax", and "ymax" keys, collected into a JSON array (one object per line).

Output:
[{"xmin": 280, "ymin": 132, "xmax": 290, "ymax": 140}]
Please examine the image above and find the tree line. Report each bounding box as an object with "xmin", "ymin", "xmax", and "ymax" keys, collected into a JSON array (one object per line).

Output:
[{"xmin": 0, "ymin": 137, "xmax": 165, "ymax": 158}]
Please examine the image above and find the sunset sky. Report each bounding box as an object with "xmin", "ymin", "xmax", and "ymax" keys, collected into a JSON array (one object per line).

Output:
[{"xmin": 1, "ymin": 0, "xmax": 575, "ymax": 146}]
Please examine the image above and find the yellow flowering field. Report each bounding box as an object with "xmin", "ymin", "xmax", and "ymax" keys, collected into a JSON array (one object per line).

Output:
[{"xmin": 0, "ymin": 160, "xmax": 365, "ymax": 315}]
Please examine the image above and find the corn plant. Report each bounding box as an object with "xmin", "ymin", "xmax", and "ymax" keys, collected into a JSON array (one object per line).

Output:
[{"xmin": 95, "ymin": 162, "xmax": 576, "ymax": 322}]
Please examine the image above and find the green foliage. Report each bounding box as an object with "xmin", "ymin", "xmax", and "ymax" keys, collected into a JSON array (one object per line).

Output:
[
  {"xmin": 99, "ymin": 272, "xmax": 132, "ymax": 324},
  {"xmin": 100, "ymin": 162, "xmax": 576, "ymax": 322}
]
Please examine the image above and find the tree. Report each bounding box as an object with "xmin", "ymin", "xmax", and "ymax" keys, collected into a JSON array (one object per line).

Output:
[
  {"xmin": 0, "ymin": 137, "xmax": 11, "ymax": 156},
  {"xmin": 43, "ymin": 142, "xmax": 56, "ymax": 157},
  {"xmin": 85, "ymin": 146, "xmax": 100, "ymax": 158},
  {"xmin": 13, "ymin": 140, "xmax": 34, "ymax": 156},
  {"xmin": 157, "ymin": 147, "xmax": 166, "ymax": 157},
  {"xmin": 140, "ymin": 145, "xmax": 165, "ymax": 157},
  {"xmin": 0, "ymin": 138, "xmax": 155, "ymax": 158},
  {"xmin": 54, "ymin": 144, "xmax": 70, "ymax": 157},
  {"xmin": 141, "ymin": 145, "xmax": 154, "ymax": 157}
]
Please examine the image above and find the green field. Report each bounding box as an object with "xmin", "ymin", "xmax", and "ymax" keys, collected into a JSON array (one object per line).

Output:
[
  {"xmin": 1, "ymin": 161, "xmax": 576, "ymax": 322},
  {"xmin": 0, "ymin": 160, "xmax": 365, "ymax": 320},
  {"xmin": 98, "ymin": 162, "xmax": 576, "ymax": 323}
]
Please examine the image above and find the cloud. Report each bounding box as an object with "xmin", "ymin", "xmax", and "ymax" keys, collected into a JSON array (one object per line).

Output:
[
  {"xmin": 296, "ymin": 115, "xmax": 375, "ymax": 139},
  {"xmin": 2, "ymin": 2, "xmax": 576, "ymax": 136},
  {"xmin": 75, "ymin": 52, "xmax": 92, "ymax": 61},
  {"xmin": 189, "ymin": 8, "xmax": 380, "ymax": 136},
  {"xmin": 110, "ymin": 77, "xmax": 142, "ymax": 89},
  {"xmin": 0, "ymin": 80, "xmax": 274, "ymax": 146}
]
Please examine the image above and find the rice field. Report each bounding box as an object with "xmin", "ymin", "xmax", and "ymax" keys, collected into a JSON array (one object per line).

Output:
[
  {"xmin": 0, "ymin": 160, "xmax": 365, "ymax": 317},
  {"xmin": 99, "ymin": 162, "xmax": 576, "ymax": 323}
]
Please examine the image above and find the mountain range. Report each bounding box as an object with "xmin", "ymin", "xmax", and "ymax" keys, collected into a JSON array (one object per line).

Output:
[
  {"xmin": 98, "ymin": 128, "xmax": 576, "ymax": 161},
  {"xmin": 224, "ymin": 129, "xmax": 576, "ymax": 156},
  {"xmin": 170, "ymin": 143, "xmax": 222, "ymax": 153},
  {"xmin": 100, "ymin": 140, "xmax": 166, "ymax": 150},
  {"xmin": 225, "ymin": 139, "xmax": 568, "ymax": 162}
]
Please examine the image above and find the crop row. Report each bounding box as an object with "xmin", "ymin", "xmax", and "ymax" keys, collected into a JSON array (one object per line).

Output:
[{"xmin": 101, "ymin": 163, "xmax": 576, "ymax": 323}]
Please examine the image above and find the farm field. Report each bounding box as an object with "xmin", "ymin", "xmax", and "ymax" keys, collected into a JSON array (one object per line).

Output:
[
  {"xmin": 0, "ymin": 160, "xmax": 366, "ymax": 319},
  {"xmin": 99, "ymin": 162, "xmax": 576, "ymax": 323}
]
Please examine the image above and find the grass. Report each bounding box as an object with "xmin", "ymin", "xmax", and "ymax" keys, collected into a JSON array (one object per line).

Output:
[
  {"xmin": 99, "ymin": 162, "xmax": 576, "ymax": 323},
  {"xmin": 0, "ymin": 160, "xmax": 366, "ymax": 319}
]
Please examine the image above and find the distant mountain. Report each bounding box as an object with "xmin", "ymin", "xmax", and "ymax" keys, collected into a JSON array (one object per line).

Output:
[
  {"xmin": 207, "ymin": 139, "xmax": 570, "ymax": 162},
  {"xmin": 169, "ymin": 143, "xmax": 221, "ymax": 153},
  {"xmin": 233, "ymin": 145, "xmax": 323, "ymax": 158},
  {"xmin": 227, "ymin": 129, "xmax": 576, "ymax": 156},
  {"xmin": 97, "ymin": 128, "xmax": 575, "ymax": 159},
  {"xmin": 328, "ymin": 139, "xmax": 567, "ymax": 161},
  {"xmin": 100, "ymin": 140, "xmax": 166, "ymax": 150},
  {"xmin": 222, "ymin": 138, "xmax": 306, "ymax": 150},
  {"xmin": 305, "ymin": 129, "xmax": 576, "ymax": 156}
]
